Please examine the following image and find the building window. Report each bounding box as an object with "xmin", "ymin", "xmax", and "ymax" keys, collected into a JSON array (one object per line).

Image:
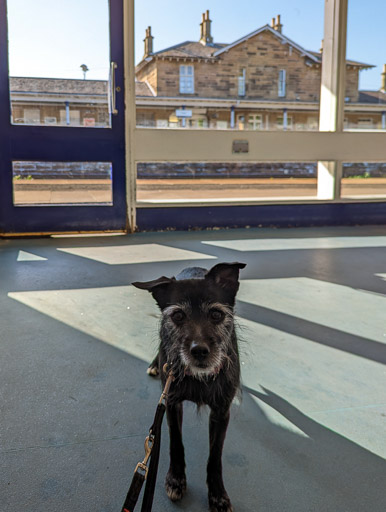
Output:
[
  {"xmin": 276, "ymin": 115, "xmax": 293, "ymax": 130},
  {"xmin": 179, "ymin": 65, "xmax": 194, "ymax": 94},
  {"xmin": 237, "ymin": 114, "xmax": 246, "ymax": 130},
  {"xmin": 357, "ymin": 118, "xmax": 373, "ymax": 129},
  {"xmin": 59, "ymin": 109, "xmax": 80, "ymax": 126},
  {"xmin": 238, "ymin": 68, "xmax": 246, "ymax": 96},
  {"xmin": 23, "ymin": 109, "xmax": 40, "ymax": 124},
  {"xmin": 44, "ymin": 116, "xmax": 57, "ymax": 125},
  {"xmin": 248, "ymin": 114, "xmax": 263, "ymax": 130},
  {"xmin": 278, "ymin": 69, "xmax": 286, "ymax": 97}
]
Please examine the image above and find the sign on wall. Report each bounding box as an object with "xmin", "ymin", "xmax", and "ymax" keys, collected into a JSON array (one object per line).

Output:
[{"xmin": 175, "ymin": 109, "xmax": 192, "ymax": 118}]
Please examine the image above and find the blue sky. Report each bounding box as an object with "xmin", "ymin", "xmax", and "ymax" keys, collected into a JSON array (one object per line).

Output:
[{"xmin": 7, "ymin": 0, "xmax": 386, "ymax": 90}]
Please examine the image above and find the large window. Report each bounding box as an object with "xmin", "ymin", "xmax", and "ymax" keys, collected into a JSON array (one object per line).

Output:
[
  {"xmin": 136, "ymin": 161, "xmax": 317, "ymax": 204},
  {"xmin": 129, "ymin": 0, "xmax": 386, "ymax": 222},
  {"xmin": 344, "ymin": 0, "xmax": 386, "ymax": 131},
  {"xmin": 135, "ymin": 1, "xmax": 324, "ymax": 131},
  {"xmin": 7, "ymin": 0, "xmax": 112, "ymax": 128}
]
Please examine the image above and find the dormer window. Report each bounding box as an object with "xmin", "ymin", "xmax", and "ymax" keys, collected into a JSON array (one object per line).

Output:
[
  {"xmin": 278, "ymin": 69, "xmax": 286, "ymax": 97},
  {"xmin": 179, "ymin": 65, "xmax": 194, "ymax": 94},
  {"xmin": 238, "ymin": 68, "xmax": 246, "ymax": 97}
]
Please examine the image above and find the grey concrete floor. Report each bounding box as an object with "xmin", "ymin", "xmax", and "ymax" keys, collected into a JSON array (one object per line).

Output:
[{"xmin": 1, "ymin": 226, "xmax": 386, "ymax": 512}]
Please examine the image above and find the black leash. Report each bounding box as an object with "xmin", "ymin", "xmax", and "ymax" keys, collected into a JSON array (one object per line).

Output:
[{"xmin": 121, "ymin": 365, "xmax": 174, "ymax": 512}]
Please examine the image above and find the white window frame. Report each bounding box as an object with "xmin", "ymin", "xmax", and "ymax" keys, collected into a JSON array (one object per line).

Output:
[
  {"xmin": 278, "ymin": 69, "xmax": 286, "ymax": 97},
  {"xmin": 276, "ymin": 115, "xmax": 293, "ymax": 130},
  {"xmin": 59, "ymin": 109, "xmax": 80, "ymax": 126},
  {"xmin": 248, "ymin": 114, "xmax": 263, "ymax": 130},
  {"xmin": 23, "ymin": 109, "xmax": 40, "ymax": 124},
  {"xmin": 179, "ymin": 65, "xmax": 194, "ymax": 94},
  {"xmin": 123, "ymin": 0, "xmax": 386, "ymax": 231}
]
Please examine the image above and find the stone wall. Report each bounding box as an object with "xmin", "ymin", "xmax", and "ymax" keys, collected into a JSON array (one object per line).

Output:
[
  {"xmin": 13, "ymin": 161, "xmax": 386, "ymax": 180},
  {"xmin": 147, "ymin": 30, "xmax": 360, "ymax": 102},
  {"xmin": 13, "ymin": 161, "xmax": 112, "ymax": 179},
  {"xmin": 137, "ymin": 162, "xmax": 317, "ymax": 179}
]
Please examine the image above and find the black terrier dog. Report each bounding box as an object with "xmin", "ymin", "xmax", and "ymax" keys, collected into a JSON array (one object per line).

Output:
[{"xmin": 133, "ymin": 262, "xmax": 246, "ymax": 512}]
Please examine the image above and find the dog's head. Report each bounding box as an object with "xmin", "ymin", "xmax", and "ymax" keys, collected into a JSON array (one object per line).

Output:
[{"xmin": 133, "ymin": 262, "xmax": 246, "ymax": 379}]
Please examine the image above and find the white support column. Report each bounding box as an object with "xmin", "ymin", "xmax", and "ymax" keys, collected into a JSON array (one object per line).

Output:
[
  {"xmin": 283, "ymin": 108, "xmax": 288, "ymax": 131},
  {"xmin": 124, "ymin": 0, "xmax": 137, "ymax": 232},
  {"xmin": 317, "ymin": 0, "xmax": 348, "ymax": 200},
  {"xmin": 230, "ymin": 106, "xmax": 235, "ymax": 129}
]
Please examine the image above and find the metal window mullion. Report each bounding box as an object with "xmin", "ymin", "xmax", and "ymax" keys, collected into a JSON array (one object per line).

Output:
[
  {"xmin": 124, "ymin": 0, "xmax": 136, "ymax": 232},
  {"xmin": 318, "ymin": 0, "xmax": 348, "ymax": 200}
]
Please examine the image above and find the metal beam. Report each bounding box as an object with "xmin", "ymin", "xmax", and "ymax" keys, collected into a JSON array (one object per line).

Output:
[
  {"xmin": 124, "ymin": 0, "xmax": 136, "ymax": 232},
  {"xmin": 318, "ymin": 0, "xmax": 348, "ymax": 199},
  {"xmin": 134, "ymin": 129, "xmax": 386, "ymax": 163}
]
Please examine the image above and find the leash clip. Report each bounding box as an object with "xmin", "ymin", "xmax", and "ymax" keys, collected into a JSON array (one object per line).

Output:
[
  {"xmin": 159, "ymin": 364, "xmax": 175, "ymax": 405},
  {"xmin": 134, "ymin": 435, "xmax": 154, "ymax": 478}
]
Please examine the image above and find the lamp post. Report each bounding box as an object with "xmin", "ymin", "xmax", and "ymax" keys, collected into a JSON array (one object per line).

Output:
[{"xmin": 80, "ymin": 64, "xmax": 89, "ymax": 80}]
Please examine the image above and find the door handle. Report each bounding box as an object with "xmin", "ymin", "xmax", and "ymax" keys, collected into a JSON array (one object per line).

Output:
[{"xmin": 109, "ymin": 61, "xmax": 118, "ymax": 115}]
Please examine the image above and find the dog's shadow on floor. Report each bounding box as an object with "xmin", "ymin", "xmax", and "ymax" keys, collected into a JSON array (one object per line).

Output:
[{"xmin": 155, "ymin": 384, "xmax": 386, "ymax": 512}]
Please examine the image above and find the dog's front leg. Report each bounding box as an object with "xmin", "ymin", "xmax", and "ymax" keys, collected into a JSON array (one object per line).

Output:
[
  {"xmin": 207, "ymin": 407, "xmax": 233, "ymax": 512},
  {"xmin": 165, "ymin": 402, "xmax": 186, "ymax": 501}
]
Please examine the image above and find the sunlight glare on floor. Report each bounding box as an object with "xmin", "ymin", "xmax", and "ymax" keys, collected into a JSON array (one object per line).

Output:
[
  {"xmin": 57, "ymin": 243, "xmax": 216, "ymax": 264},
  {"xmin": 238, "ymin": 278, "xmax": 386, "ymax": 344},
  {"xmin": 8, "ymin": 286, "xmax": 160, "ymax": 362},
  {"xmin": 202, "ymin": 236, "xmax": 386, "ymax": 252}
]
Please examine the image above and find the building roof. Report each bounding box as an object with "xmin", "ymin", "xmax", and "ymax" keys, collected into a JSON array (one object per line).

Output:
[
  {"xmin": 307, "ymin": 51, "xmax": 373, "ymax": 69},
  {"xmin": 137, "ymin": 24, "xmax": 373, "ymax": 70},
  {"xmin": 10, "ymin": 76, "xmax": 155, "ymax": 98},
  {"xmin": 152, "ymin": 40, "xmax": 226, "ymax": 59},
  {"xmin": 358, "ymin": 90, "xmax": 386, "ymax": 104},
  {"xmin": 213, "ymin": 25, "xmax": 320, "ymax": 63},
  {"xmin": 10, "ymin": 77, "xmax": 107, "ymax": 95},
  {"xmin": 135, "ymin": 81, "xmax": 154, "ymax": 96}
]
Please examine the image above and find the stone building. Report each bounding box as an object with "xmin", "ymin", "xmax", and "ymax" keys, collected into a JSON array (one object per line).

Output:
[
  {"xmin": 8, "ymin": 11, "xmax": 386, "ymax": 131},
  {"xmin": 135, "ymin": 11, "xmax": 386, "ymax": 130},
  {"xmin": 10, "ymin": 77, "xmax": 110, "ymax": 127}
]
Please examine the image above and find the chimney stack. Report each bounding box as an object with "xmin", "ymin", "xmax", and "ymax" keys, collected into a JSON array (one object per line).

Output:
[
  {"xmin": 143, "ymin": 26, "xmax": 154, "ymax": 59},
  {"xmin": 274, "ymin": 14, "xmax": 283, "ymax": 33},
  {"xmin": 381, "ymin": 64, "xmax": 386, "ymax": 93},
  {"xmin": 200, "ymin": 10, "xmax": 213, "ymax": 45}
]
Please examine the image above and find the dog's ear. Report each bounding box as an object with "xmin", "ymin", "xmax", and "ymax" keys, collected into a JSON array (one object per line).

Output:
[
  {"xmin": 132, "ymin": 276, "xmax": 175, "ymax": 309},
  {"xmin": 206, "ymin": 262, "xmax": 246, "ymax": 300}
]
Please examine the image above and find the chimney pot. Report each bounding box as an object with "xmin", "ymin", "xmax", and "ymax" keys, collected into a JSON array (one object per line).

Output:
[
  {"xmin": 274, "ymin": 14, "xmax": 283, "ymax": 33},
  {"xmin": 143, "ymin": 26, "xmax": 154, "ymax": 59},
  {"xmin": 200, "ymin": 9, "xmax": 213, "ymax": 45},
  {"xmin": 271, "ymin": 17, "xmax": 275, "ymax": 28}
]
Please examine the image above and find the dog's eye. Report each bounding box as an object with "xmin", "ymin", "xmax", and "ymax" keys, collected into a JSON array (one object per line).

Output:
[
  {"xmin": 171, "ymin": 310, "xmax": 186, "ymax": 323},
  {"xmin": 209, "ymin": 309, "xmax": 224, "ymax": 322}
]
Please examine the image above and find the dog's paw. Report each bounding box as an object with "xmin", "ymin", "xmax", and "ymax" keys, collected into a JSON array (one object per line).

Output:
[
  {"xmin": 165, "ymin": 472, "xmax": 187, "ymax": 501},
  {"xmin": 146, "ymin": 364, "xmax": 159, "ymax": 377},
  {"xmin": 209, "ymin": 493, "xmax": 233, "ymax": 512}
]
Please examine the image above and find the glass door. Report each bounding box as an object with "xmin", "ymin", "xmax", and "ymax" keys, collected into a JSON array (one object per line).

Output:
[{"xmin": 0, "ymin": 0, "xmax": 127, "ymax": 234}]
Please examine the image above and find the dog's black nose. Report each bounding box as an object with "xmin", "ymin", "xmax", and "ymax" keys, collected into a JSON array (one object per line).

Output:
[{"xmin": 190, "ymin": 342, "xmax": 210, "ymax": 361}]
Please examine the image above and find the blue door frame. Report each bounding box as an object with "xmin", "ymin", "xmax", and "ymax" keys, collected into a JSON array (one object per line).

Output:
[{"xmin": 0, "ymin": 0, "xmax": 127, "ymax": 234}]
